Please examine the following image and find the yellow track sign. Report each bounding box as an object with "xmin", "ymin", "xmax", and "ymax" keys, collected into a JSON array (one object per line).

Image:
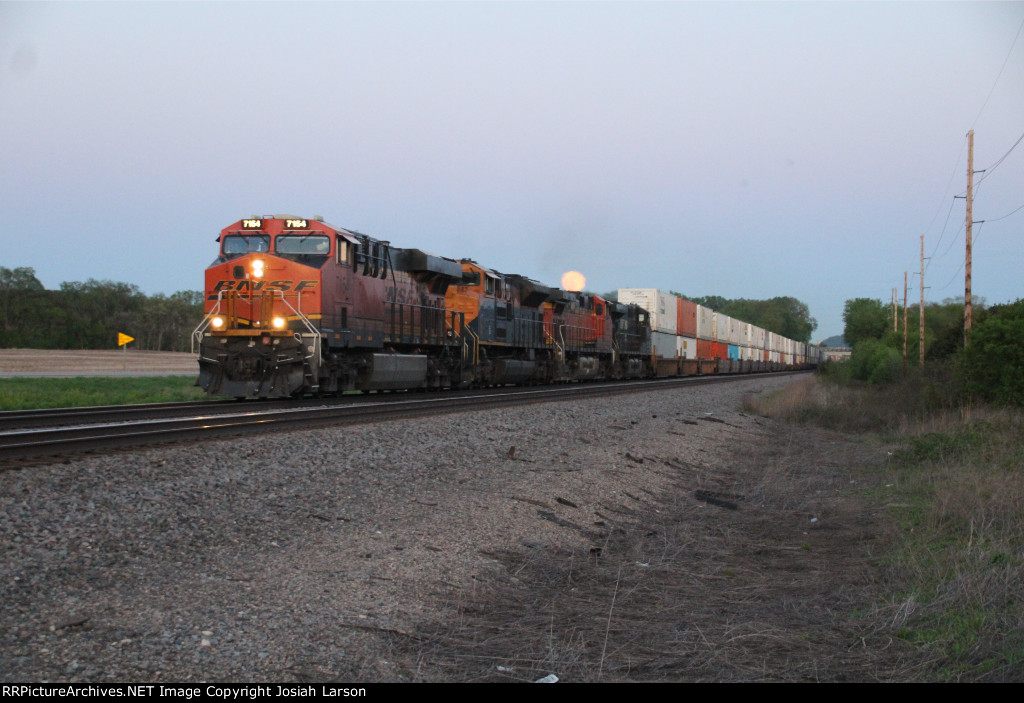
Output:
[{"xmin": 118, "ymin": 333, "xmax": 135, "ymax": 347}]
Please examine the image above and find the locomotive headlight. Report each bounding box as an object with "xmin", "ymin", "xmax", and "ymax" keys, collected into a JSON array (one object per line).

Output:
[
  {"xmin": 251, "ymin": 259, "xmax": 265, "ymax": 278},
  {"xmin": 271, "ymin": 316, "xmax": 286, "ymax": 329},
  {"xmin": 211, "ymin": 316, "xmax": 225, "ymax": 329}
]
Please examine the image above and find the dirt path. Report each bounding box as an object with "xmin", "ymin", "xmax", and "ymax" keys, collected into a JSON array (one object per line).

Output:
[
  {"xmin": 0, "ymin": 349, "xmax": 196, "ymax": 375},
  {"xmin": 412, "ymin": 410, "xmax": 904, "ymax": 681}
]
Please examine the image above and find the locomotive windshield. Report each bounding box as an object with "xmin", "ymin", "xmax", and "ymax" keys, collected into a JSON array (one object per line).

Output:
[
  {"xmin": 276, "ymin": 235, "xmax": 330, "ymax": 255},
  {"xmin": 275, "ymin": 234, "xmax": 331, "ymax": 266},
  {"xmin": 222, "ymin": 235, "xmax": 270, "ymax": 257}
]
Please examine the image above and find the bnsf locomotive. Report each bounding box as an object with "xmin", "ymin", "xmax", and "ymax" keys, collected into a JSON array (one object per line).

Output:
[{"xmin": 195, "ymin": 215, "xmax": 652, "ymax": 398}]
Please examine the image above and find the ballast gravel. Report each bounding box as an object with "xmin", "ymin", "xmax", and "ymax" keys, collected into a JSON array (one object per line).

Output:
[{"xmin": 2, "ymin": 375, "xmax": 806, "ymax": 682}]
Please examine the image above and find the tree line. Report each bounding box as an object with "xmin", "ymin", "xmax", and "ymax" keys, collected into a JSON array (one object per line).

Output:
[
  {"xmin": 0, "ymin": 267, "xmax": 203, "ymax": 352},
  {"xmin": 841, "ymin": 295, "xmax": 1023, "ymax": 405}
]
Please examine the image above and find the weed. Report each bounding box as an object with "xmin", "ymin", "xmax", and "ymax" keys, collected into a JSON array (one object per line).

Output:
[{"xmin": 747, "ymin": 375, "xmax": 1024, "ymax": 681}]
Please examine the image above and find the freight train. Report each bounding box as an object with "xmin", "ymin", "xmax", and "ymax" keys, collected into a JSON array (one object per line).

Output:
[{"xmin": 194, "ymin": 215, "xmax": 820, "ymax": 398}]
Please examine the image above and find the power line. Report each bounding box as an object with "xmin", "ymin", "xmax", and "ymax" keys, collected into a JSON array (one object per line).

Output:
[
  {"xmin": 972, "ymin": 16, "xmax": 1024, "ymax": 128},
  {"xmin": 977, "ymin": 130, "xmax": 1024, "ymax": 185},
  {"xmin": 907, "ymin": 19, "xmax": 1023, "ymax": 305},
  {"xmin": 934, "ymin": 261, "xmax": 965, "ymax": 294},
  {"xmin": 926, "ymin": 196, "xmax": 959, "ymax": 269},
  {"xmin": 987, "ymin": 201, "xmax": 1024, "ymax": 222},
  {"xmin": 924, "ymin": 137, "xmax": 968, "ymax": 240}
]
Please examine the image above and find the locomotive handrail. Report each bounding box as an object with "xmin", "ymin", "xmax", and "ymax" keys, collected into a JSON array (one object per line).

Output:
[
  {"xmin": 557, "ymin": 323, "xmax": 597, "ymax": 352},
  {"xmin": 386, "ymin": 301, "xmax": 450, "ymax": 343},
  {"xmin": 464, "ymin": 325, "xmax": 480, "ymax": 365},
  {"xmin": 274, "ymin": 289, "xmax": 321, "ymax": 391},
  {"xmin": 191, "ymin": 289, "xmax": 320, "ymax": 350},
  {"xmin": 191, "ymin": 293, "xmax": 224, "ymax": 354},
  {"xmin": 274, "ymin": 289, "xmax": 318, "ymax": 339}
]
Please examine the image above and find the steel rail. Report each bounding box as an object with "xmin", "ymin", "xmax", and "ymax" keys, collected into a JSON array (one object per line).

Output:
[{"xmin": 0, "ymin": 372, "xmax": 808, "ymax": 464}]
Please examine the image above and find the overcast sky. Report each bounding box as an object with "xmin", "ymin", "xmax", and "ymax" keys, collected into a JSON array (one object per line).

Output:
[{"xmin": 2, "ymin": 1, "xmax": 1022, "ymax": 340}]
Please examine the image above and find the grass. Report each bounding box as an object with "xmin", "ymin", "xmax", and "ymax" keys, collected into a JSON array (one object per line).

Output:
[
  {"xmin": 745, "ymin": 373, "xmax": 1024, "ymax": 681},
  {"xmin": 0, "ymin": 376, "xmax": 209, "ymax": 410}
]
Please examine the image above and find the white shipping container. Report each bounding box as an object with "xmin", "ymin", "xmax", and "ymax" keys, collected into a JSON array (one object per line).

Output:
[
  {"xmin": 677, "ymin": 336, "xmax": 697, "ymax": 359},
  {"xmin": 696, "ymin": 305, "xmax": 715, "ymax": 340},
  {"xmin": 728, "ymin": 318, "xmax": 745, "ymax": 345},
  {"xmin": 751, "ymin": 326, "xmax": 767, "ymax": 350},
  {"xmin": 714, "ymin": 313, "xmax": 730, "ymax": 342},
  {"xmin": 618, "ymin": 288, "xmax": 678, "ymax": 334}
]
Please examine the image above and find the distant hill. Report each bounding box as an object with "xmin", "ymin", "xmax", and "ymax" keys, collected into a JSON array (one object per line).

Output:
[{"xmin": 820, "ymin": 335, "xmax": 848, "ymax": 348}]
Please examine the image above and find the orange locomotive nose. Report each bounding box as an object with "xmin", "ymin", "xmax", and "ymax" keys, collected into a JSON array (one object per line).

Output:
[{"xmin": 204, "ymin": 254, "xmax": 321, "ymax": 332}]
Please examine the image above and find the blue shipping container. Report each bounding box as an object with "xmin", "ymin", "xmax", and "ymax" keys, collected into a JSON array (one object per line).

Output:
[{"xmin": 728, "ymin": 344, "xmax": 740, "ymax": 360}]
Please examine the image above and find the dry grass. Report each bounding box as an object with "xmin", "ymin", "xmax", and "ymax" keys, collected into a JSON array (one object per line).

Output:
[
  {"xmin": 347, "ymin": 374, "xmax": 1024, "ymax": 682},
  {"xmin": 747, "ymin": 375, "xmax": 1024, "ymax": 681},
  {"xmin": 395, "ymin": 408, "xmax": 916, "ymax": 681}
]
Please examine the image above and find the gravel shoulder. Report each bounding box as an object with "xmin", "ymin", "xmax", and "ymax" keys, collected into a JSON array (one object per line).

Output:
[{"xmin": 0, "ymin": 374, "xmax": 900, "ymax": 682}]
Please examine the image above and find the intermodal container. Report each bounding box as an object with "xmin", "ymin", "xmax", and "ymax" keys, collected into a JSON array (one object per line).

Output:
[
  {"xmin": 677, "ymin": 335, "xmax": 697, "ymax": 360},
  {"xmin": 696, "ymin": 305, "xmax": 715, "ymax": 340},
  {"xmin": 651, "ymin": 331, "xmax": 678, "ymax": 359},
  {"xmin": 618, "ymin": 288, "xmax": 678, "ymax": 334},
  {"xmin": 677, "ymin": 298, "xmax": 698, "ymax": 338},
  {"xmin": 714, "ymin": 313, "xmax": 730, "ymax": 343}
]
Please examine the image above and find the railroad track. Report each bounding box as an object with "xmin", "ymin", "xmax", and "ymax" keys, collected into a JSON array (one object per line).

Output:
[
  {"xmin": 0, "ymin": 372, "xmax": 807, "ymax": 465},
  {"xmin": 0, "ymin": 396, "xmax": 364, "ymax": 431}
]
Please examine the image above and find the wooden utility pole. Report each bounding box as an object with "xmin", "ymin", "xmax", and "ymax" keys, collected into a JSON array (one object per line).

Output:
[
  {"xmin": 892, "ymin": 288, "xmax": 897, "ymax": 332},
  {"xmin": 903, "ymin": 271, "xmax": 908, "ymax": 372},
  {"xmin": 920, "ymin": 235, "xmax": 926, "ymax": 366},
  {"xmin": 965, "ymin": 129, "xmax": 974, "ymax": 344}
]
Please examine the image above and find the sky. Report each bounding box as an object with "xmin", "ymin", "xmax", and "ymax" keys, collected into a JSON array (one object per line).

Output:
[{"xmin": 1, "ymin": 1, "xmax": 1022, "ymax": 341}]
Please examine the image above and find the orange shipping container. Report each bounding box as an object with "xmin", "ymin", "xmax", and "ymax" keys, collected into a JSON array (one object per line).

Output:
[{"xmin": 676, "ymin": 298, "xmax": 698, "ymax": 338}]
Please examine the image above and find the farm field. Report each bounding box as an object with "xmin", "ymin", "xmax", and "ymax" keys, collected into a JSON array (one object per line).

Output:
[
  {"xmin": 0, "ymin": 350, "xmax": 202, "ymax": 409},
  {"xmin": 0, "ymin": 349, "xmax": 197, "ymax": 376}
]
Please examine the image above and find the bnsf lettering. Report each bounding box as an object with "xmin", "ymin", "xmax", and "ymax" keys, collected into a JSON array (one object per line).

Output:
[
  {"xmin": 387, "ymin": 286, "xmax": 415, "ymax": 304},
  {"xmin": 208, "ymin": 280, "xmax": 318, "ymax": 300},
  {"xmin": 385, "ymin": 286, "xmax": 443, "ymax": 307}
]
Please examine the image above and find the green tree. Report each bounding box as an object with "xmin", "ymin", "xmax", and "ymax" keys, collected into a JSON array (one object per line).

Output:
[
  {"xmin": 0, "ymin": 266, "xmax": 46, "ymax": 347},
  {"xmin": 849, "ymin": 338, "xmax": 902, "ymax": 384},
  {"xmin": 962, "ymin": 299, "xmax": 1024, "ymax": 405},
  {"xmin": 132, "ymin": 290, "xmax": 204, "ymax": 351},
  {"xmin": 843, "ymin": 298, "xmax": 889, "ymax": 346},
  {"xmin": 58, "ymin": 279, "xmax": 145, "ymax": 349}
]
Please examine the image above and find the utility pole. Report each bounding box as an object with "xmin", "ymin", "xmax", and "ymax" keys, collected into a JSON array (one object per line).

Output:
[
  {"xmin": 965, "ymin": 129, "xmax": 974, "ymax": 345},
  {"xmin": 892, "ymin": 288, "xmax": 897, "ymax": 332},
  {"xmin": 903, "ymin": 271, "xmax": 908, "ymax": 372},
  {"xmin": 920, "ymin": 235, "xmax": 926, "ymax": 366}
]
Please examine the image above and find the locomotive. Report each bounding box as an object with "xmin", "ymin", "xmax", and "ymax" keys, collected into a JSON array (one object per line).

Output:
[{"xmin": 194, "ymin": 215, "xmax": 651, "ymax": 398}]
